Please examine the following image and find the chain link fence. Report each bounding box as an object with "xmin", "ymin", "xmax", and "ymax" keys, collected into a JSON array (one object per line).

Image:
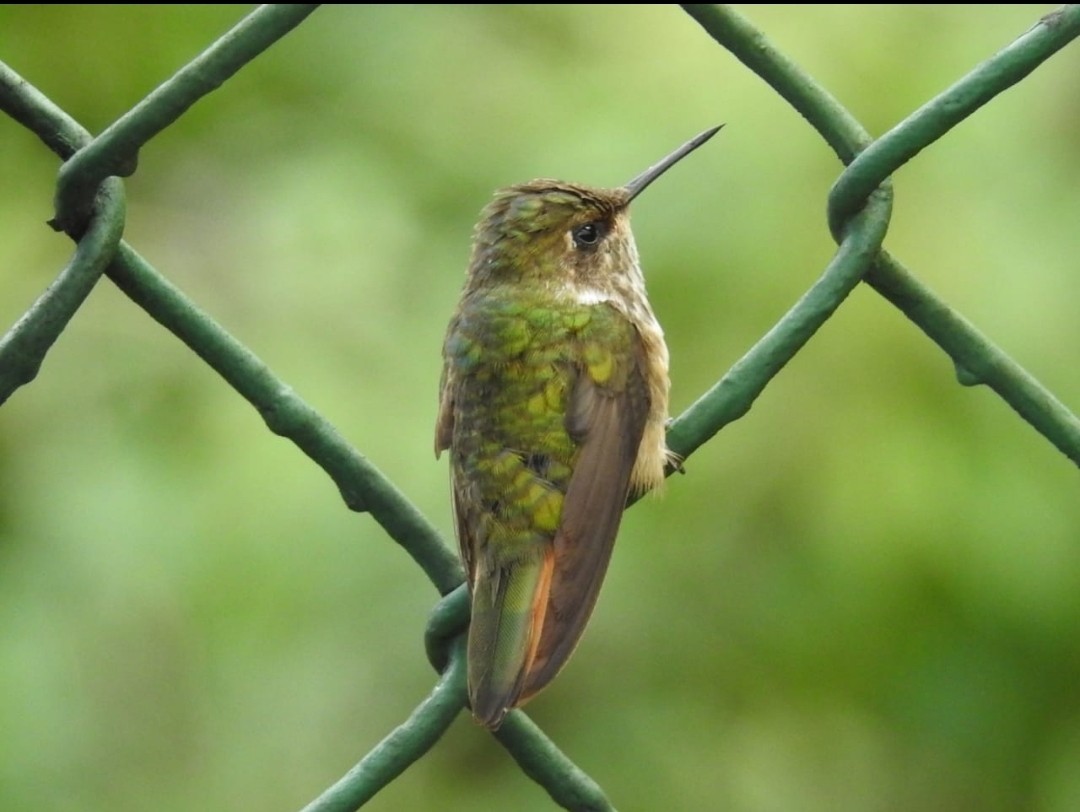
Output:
[{"xmin": 2, "ymin": 5, "xmax": 1079, "ymax": 810}]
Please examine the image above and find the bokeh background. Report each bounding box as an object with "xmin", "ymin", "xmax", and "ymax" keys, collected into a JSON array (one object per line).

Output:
[{"xmin": 2, "ymin": 5, "xmax": 1079, "ymax": 811}]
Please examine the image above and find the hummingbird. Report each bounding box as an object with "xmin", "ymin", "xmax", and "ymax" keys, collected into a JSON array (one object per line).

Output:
[{"xmin": 436, "ymin": 126, "xmax": 721, "ymax": 729}]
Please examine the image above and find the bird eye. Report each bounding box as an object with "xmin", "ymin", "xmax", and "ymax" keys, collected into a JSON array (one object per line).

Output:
[{"xmin": 571, "ymin": 221, "xmax": 604, "ymax": 249}]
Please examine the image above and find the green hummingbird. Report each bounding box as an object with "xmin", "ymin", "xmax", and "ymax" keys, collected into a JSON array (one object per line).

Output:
[{"xmin": 436, "ymin": 126, "xmax": 721, "ymax": 729}]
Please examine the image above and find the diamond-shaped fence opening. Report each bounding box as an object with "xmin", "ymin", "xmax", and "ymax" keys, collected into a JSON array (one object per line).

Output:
[{"xmin": 2, "ymin": 5, "xmax": 1079, "ymax": 811}]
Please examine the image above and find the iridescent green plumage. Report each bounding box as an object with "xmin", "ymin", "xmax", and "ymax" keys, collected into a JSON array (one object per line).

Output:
[{"xmin": 437, "ymin": 127, "xmax": 720, "ymax": 729}]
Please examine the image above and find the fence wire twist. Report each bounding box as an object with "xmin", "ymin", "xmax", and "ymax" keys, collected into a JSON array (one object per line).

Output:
[{"xmin": 2, "ymin": 5, "xmax": 1079, "ymax": 811}]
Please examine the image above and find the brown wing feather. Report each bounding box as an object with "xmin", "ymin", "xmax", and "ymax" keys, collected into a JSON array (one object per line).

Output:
[
  {"xmin": 438, "ymin": 362, "xmax": 482, "ymax": 601},
  {"xmin": 449, "ymin": 470, "xmax": 475, "ymax": 584},
  {"xmin": 435, "ymin": 367, "xmax": 454, "ymax": 458},
  {"xmin": 519, "ymin": 332, "xmax": 651, "ymax": 701}
]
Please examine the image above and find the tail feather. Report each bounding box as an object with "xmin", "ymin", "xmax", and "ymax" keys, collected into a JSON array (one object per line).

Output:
[{"xmin": 467, "ymin": 547, "xmax": 554, "ymax": 729}]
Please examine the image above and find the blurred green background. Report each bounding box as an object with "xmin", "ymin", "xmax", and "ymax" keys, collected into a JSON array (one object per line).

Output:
[{"xmin": 2, "ymin": 5, "xmax": 1080, "ymax": 810}]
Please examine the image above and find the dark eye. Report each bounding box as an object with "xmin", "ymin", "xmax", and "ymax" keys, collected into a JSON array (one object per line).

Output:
[{"xmin": 571, "ymin": 221, "xmax": 605, "ymax": 249}]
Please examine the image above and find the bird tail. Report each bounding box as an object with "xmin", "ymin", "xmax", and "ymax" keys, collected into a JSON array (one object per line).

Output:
[{"xmin": 467, "ymin": 546, "xmax": 554, "ymax": 729}]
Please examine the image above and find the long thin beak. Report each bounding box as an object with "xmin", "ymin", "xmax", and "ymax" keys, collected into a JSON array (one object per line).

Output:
[{"xmin": 622, "ymin": 125, "xmax": 723, "ymax": 202}]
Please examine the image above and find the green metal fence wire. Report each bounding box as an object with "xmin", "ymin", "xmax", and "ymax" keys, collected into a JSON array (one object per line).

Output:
[
  {"xmin": 673, "ymin": 4, "xmax": 1080, "ymax": 469},
  {"xmin": 1, "ymin": 4, "xmax": 1078, "ymax": 811}
]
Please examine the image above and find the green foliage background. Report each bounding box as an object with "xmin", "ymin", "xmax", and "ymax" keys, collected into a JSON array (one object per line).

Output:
[{"xmin": 2, "ymin": 5, "xmax": 1079, "ymax": 810}]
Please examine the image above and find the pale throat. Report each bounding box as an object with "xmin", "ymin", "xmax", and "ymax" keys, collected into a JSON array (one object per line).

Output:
[
  {"xmin": 570, "ymin": 285, "xmax": 613, "ymax": 306},
  {"xmin": 555, "ymin": 230, "xmax": 651, "ymax": 314}
]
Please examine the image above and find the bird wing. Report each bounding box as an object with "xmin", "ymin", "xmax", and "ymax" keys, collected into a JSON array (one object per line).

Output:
[{"xmin": 519, "ymin": 318, "xmax": 650, "ymax": 701}]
